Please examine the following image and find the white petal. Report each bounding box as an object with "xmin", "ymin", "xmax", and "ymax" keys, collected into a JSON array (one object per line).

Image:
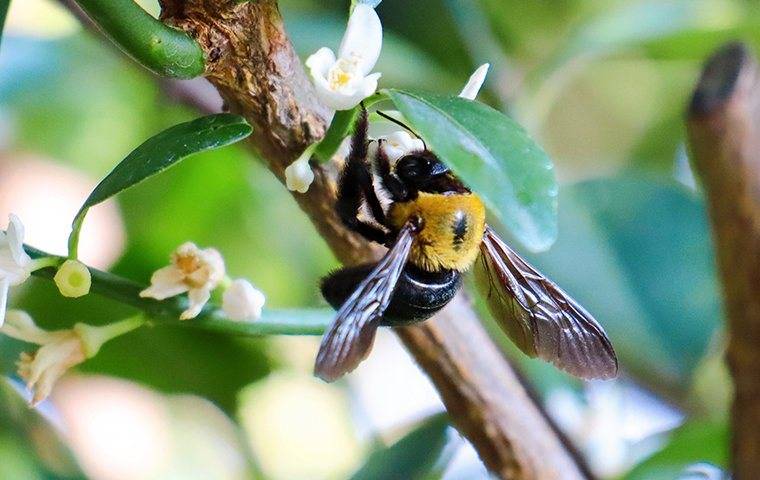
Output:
[
  {"xmin": 139, "ymin": 265, "xmax": 187, "ymax": 300},
  {"xmin": 181, "ymin": 288, "xmax": 211, "ymax": 320},
  {"xmin": 459, "ymin": 63, "xmax": 490, "ymax": 100},
  {"xmin": 359, "ymin": 72, "xmax": 381, "ymax": 98},
  {"xmin": 306, "ymin": 47, "xmax": 337, "ymax": 81},
  {"xmin": 6, "ymin": 214, "xmax": 31, "ymax": 268},
  {"xmin": 222, "ymin": 279, "xmax": 266, "ymax": 321},
  {"xmin": 338, "ymin": 4, "xmax": 382, "ymax": 75},
  {"xmin": 312, "ymin": 79, "xmax": 370, "ymax": 111},
  {"xmin": 0, "ymin": 278, "xmax": 8, "ymax": 327},
  {"xmin": 285, "ymin": 156, "xmax": 315, "ymax": 193},
  {"xmin": 381, "ymin": 131, "xmax": 425, "ymax": 162},
  {"xmin": 2, "ymin": 310, "xmax": 56, "ymax": 344}
]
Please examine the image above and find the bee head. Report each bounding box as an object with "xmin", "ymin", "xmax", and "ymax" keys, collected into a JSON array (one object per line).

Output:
[{"xmin": 395, "ymin": 151, "xmax": 450, "ymax": 187}]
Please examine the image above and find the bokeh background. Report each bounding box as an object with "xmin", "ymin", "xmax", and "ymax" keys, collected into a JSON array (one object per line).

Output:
[{"xmin": 0, "ymin": 0, "xmax": 753, "ymax": 478}]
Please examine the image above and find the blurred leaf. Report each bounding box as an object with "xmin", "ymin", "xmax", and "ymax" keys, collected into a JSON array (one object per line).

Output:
[
  {"xmin": 0, "ymin": 380, "xmax": 84, "ymax": 479},
  {"xmin": 69, "ymin": 114, "xmax": 252, "ymax": 255},
  {"xmin": 625, "ymin": 422, "xmax": 727, "ymax": 480},
  {"xmin": 0, "ymin": 1, "xmax": 8, "ymax": 50},
  {"xmin": 350, "ymin": 413, "xmax": 453, "ymax": 480},
  {"xmin": 532, "ymin": 0, "xmax": 746, "ymax": 85},
  {"xmin": 386, "ymin": 89, "xmax": 557, "ymax": 251},
  {"xmin": 526, "ymin": 176, "xmax": 720, "ymax": 398}
]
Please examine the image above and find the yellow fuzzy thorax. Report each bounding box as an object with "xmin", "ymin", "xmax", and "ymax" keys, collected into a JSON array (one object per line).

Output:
[{"xmin": 388, "ymin": 192, "xmax": 486, "ymax": 272}]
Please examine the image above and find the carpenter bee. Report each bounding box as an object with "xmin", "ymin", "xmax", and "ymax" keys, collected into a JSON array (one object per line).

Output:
[{"xmin": 316, "ymin": 108, "xmax": 618, "ymax": 382}]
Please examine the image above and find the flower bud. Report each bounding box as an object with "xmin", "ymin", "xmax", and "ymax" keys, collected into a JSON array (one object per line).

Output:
[
  {"xmin": 54, "ymin": 260, "xmax": 91, "ymax": 298},
  {"xmin": 223, "ymin": 279, "xmax": 266, "ymax": 321}
]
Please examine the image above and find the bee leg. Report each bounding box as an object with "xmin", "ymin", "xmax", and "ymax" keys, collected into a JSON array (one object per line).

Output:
[
  {"xmin": 374, "ymin": 142, "xmax": 415, "ymax": 202},
  {"xmin": 336, "ymin": 107, "xmax": 389, "ymax": 245}
]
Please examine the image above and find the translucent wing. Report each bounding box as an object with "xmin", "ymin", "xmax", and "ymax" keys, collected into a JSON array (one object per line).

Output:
[
  {"xmin": 314, "ymin": 221, "xmax": 417, "ymax": 382},
  {"xmin": 475, "ymin": 225, "xmax": 618, "ymax": 379}
]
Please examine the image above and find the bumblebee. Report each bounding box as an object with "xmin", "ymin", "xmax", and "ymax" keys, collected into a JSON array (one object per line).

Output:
[{"xmin": 316, "ymin": 108, "xmax": 618, "ymax": 382}]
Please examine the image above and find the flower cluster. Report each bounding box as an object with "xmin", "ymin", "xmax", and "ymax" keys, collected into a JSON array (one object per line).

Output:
[
  {"xmin": 287, "ymin": 3, "xmax": 491, "ymax": 195},
  {"xmin": 140, "ymin": 242, "xmax": 266, "ymax": 322},
  {"xmin": 0, "ymin": 215, "xmax": 266, "ymax": 405},
  {"xmin": 2, "ymin": 310, "xmax": 143, "ymax": 405}
]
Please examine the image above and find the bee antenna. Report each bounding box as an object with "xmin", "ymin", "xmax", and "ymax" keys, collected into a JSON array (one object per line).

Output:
[{"xmin": 376, "ymin": 110, "xmax": 427, "ymax": 150}]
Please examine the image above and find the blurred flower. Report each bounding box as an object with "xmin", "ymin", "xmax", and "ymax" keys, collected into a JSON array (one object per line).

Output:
[
  {"xmin": 140, "ymin": 242, "xmax": 225, "ymax": 320},
  {"xmin": 546, "ymin": 384, "xmax": 631, "ymax": 477},
  {"xmin": 1, "ymin": 310, "xmax": 143, "ymax": 405},
  {"xmin": 222, "ymin": 279, "xmax": 266, "ymax": 321},
  {"xmin": 306, "ymin": 4, "xmax": 382, "ymax": 110},
  {"xmin": 0, "ymin": 214, "xmax": 32, "ymax": 326},
  {"xmin": 458, "ymin": 63, "xmax": 490, "ymax": 100},
  {"xmin": 285, "ymin": 147, "xmax": 316, "ymax": 194},
  {"xmin": 54, "ymin": 259, "xmax": 91, "ymax": 298}
]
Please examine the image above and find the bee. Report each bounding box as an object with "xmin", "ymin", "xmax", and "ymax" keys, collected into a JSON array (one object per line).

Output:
[{"xmin": 316, "ymin": 108, "xmax": 618, "ymax": 382}]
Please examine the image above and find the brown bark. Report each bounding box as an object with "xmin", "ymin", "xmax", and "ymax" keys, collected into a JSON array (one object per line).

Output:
[
  {"xmin": 70, "ymin": 0, "xmax": 590, "ymax": 477},
  {"xmin": 687, "ymin": 42, "xmax": 760, "ymax": 480}
]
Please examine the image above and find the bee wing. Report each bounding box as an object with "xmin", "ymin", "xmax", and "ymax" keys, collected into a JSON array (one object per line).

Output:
[
  {"xmin": 476, "ymin": 225, "xmax": 618, "ymax": 379},
  {"xmin": 314, "ymin": 221, "xmax": 417, "ymax": 382}
]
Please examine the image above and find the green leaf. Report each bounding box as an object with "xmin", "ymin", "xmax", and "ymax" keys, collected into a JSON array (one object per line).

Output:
[
  {"xmin": 68, "ymin": 114, "xmax": 252, "ymax": 257},
  {"xmin": 625, "ymin": 422, "xmax": 728, "ymax": 480},
  {"xmin": 350, "ymin": 413, "xmax": 454, "ymax": 480},
  {"xmin": 385, "ymin": 89, "xmax": 557, "ymax": 251},
  {"xmin": 525, "ymin": 176, "xmax": 720, "ymax": 398}
]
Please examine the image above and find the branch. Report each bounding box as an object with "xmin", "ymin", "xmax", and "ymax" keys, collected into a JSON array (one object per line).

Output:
[
  {"xmin": 66, "ymin": 0, "xmax": 589, "ymax": 477},
  {"xmin": 687, "ymin": 42, "xmax": 760, "ymax": 480},
  {"xmin": 71, "ymin": 0, "xmax": 205, "ymax": 78}
]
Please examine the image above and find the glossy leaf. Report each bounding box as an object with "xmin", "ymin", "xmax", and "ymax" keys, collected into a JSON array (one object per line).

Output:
[
  {"xmin": 625, "ymin": 422, "xmax": 727, "ymax": 480},
  {"xmin": 385, "ymin": 89, "xmax": 557, "ymax": 251},
  {"xmin": 350, "ymin": 413, "xmax": 454, "ymax": 480},
  {"xmin": 68, "ymin": 114, "xmax": 252, "ymax": 257}
]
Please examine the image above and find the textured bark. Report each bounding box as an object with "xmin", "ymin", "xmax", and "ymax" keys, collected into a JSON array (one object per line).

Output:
[
  {"xmin": 687, "ymin": 42, "xmax": 760, "ymax": 480},
  {"xmin": 74, "ymin": 0, "xmax": 589, "ymax": 477}
]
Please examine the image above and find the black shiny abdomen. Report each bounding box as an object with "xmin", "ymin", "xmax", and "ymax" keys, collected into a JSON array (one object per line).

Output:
[{"xmin": 321, "ymin": 263, "xmax": 462, "ymax": 326}]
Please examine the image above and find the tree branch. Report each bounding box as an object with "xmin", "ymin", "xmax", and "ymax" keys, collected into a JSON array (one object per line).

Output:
[
  {"xmin": 67, "ymin": 0, "xmax": 589, "ymax": 477},
  {"xmin": 687, "ymin": 42, "xmax": 760, "ymax": 480}
]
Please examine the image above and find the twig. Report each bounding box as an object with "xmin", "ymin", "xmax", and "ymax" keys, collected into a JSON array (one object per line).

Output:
[
  {"xmin": 64, "ymin": 0, "xmax": 590, "ymax": 477},
  {"xmin": 687, "ymin": 42, "xmax": 760, "ymax": 480}
]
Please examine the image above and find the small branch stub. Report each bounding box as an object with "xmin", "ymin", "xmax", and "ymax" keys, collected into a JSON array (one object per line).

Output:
[{"xmin": 687, "ymin": 42, "xmax": 760, "ymax": 480}]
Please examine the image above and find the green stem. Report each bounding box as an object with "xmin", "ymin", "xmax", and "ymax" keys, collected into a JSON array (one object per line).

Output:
[
  {"xmin": 23, "ymin": 245, "xmax": 328, "ymax": 337},
  {"xmin": 68, "ymin": 210, "xmax": 86, "ymax": 259},
  {"xmin": 73, "ymin": 0, "xmax": 205, "ymax": 78}
]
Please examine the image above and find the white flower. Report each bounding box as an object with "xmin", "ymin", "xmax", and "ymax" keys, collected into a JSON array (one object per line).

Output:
[
  {"xmin": 285, "ymin": 152, "xmax": 315, "ymax": 194},
  {"xmin": 140, "ymin": 242, "xmax": 225, "ymax": 320},
  {"xmin": 379, "ymin": 130, "xmax": 425, "ymax": 162},
  {"xmin": 2, "ymin": 310, "xmax": 143, "ymax": 406},
  {"xmin": 458, "ymin": 63, "xmax": 490, "ymax": 100},
  {"xmin": 222, "ymin": 279, "xmax": 266, "ymax": 321},
  {"xmin": 0, "ymin": 214, "xmax": 32, "ymax": 327},
  {"xmin": 54, "ymin": 260, "xmax": 91, "ymax": 298},
  {"xmin": 306, "ymin": 4, "xmax": 382, "ymax": 110}
]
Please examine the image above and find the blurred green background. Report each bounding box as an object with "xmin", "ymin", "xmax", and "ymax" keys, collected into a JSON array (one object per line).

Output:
[{"xmin": 0, "ymin": 0, "xmax": 751, "ymax": 478}]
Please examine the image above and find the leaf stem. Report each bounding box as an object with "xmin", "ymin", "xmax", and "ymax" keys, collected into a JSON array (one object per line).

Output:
[
  {"xmin": 22, "ymin": 245, "xmax": 328, "ymax": 337},
  {"xmin": 73, "ymin": 0, "xmax": 205, "ymax": 78}
]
